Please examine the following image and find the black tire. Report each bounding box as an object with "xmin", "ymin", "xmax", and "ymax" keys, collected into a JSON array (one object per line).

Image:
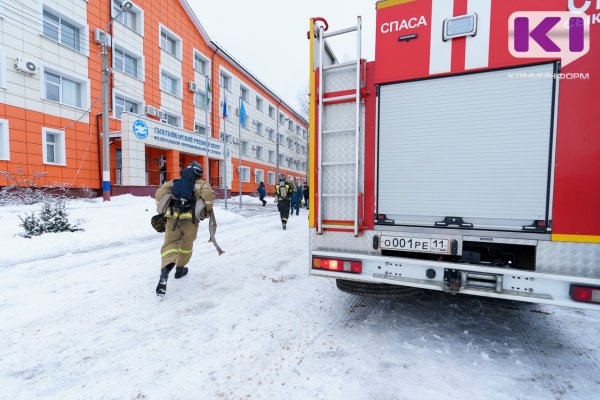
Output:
[{"xmin": 336, "ymin": 279, "xmax": 422, "ymax": 298}]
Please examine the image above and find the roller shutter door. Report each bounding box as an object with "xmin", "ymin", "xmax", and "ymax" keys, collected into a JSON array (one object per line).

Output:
[{"xmin": 377, "ymin": 63, "xmax": 556, "ymax": 231}]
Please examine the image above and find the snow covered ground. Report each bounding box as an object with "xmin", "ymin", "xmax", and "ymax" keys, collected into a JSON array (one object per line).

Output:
[{"xmin": 1, "ymin": 196, "xmax": 600, "ymax": 400}]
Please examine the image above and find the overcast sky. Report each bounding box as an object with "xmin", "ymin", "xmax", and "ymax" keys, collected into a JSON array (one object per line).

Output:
[{"xmin": 187, "ymin": 0, "xmax": 378, "ymax": 115}]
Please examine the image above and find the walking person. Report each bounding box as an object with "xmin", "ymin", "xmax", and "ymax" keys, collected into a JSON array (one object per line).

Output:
[
  {"xmin": 302, "ymin": 182, "xmax": 309, "ymax": 210},
  {"xmin": 290, "ymin": 184, "xmax": 302, "ymax": 216},
  {"xmin": 257, "ymin": 181, "xmax": 267, "ymax": 207},
  {"xmin": 275, "ymin": 174, "xmax": 293, "ymax": 230},
  {"xmin": 154, "ymin": 161, "xmax": 216, "ymax": 296}
]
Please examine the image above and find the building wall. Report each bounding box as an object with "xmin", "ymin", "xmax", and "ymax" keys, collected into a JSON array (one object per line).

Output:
[{"xmin": 0, "ymin": 0, "xmax": 308, "ymax": 193}]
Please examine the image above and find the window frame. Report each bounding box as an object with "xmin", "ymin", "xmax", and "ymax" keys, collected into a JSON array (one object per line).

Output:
[
  {"xmin": 160, "ymin": 109, "xmax": 181, "ymax": 128},
  {"xmin": 255, "ymin": 121, "xmax": 263, "ymax": 135},
  {"xmin": 41, "ymin": 66, "xmax": 88, "ymax": 109},
  {"xmin": 240, "ymin": 140, "xmax": 249, "ymax": 156},
  {"xmin": 159, "ymin": 24, "xmax": 182, "ymax": 59},
  {"xmin": 113, "ymin": 44, "xmax": 143, "ymax": 80},
  {"xmin": 254, "ymin": 169, "xmax": 264, "ymax": 184},
  {"xmin": 193, "ymin": 49, "xmax": 209, "ymax": 76},
  {"xmin": 159, "ymin": 68, "xmax": 182, "ymax": 98},
  {"xmin": 42, "ymin": 127, "xmax": 66, "ymax": 166},
  {"xmin": 194, "ymin": 90, "xmax": 209, "ymax": 111},
  {"xmin": 219, "ymin": 71, "xmax": 231, "ymax": 91},
  {"xmin": 255, "ymin": 145, "xmax": 263, "ymax": 160},
  {"xmin": 113, "ymin": 91, "xmax": 143, "ymax": 119},
  {"xmin": 194, "ymin": 123, "xmax": 208, "ymax": 136},
  {"xmin": 268, "ymin": 105, "xmax": 275, "ymax": 119},
  {"xmin": 0, "ymin": 119, "xmax": 9, "ymax": 160},
  {"xmin": 268, "ymin": 150, "xmax": 275, "ymax": 163},
  {"xmin": 240, "ymin": 166, "xmax": 250, "ymax": 183},
  {"xmin": 42, "ymin": 6, "xmax": 88, "ymax": 55},
  {"xmin": 255, "ymin": 96, "xmax": 263, "ymax": 112},
  {"xmin": 268, "ymin": 171, "xmax": 275, "ymax": 185},
  {"xmin": 111, "ymin": 0, "xmax": 144, "ymax": 35},
  {"xmin": 240, "ymin": 85, "xmax": 249, "ymax": 103}
]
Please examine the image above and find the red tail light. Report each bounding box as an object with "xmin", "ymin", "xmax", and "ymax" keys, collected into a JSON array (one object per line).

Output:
[
  {"xmin": 570, "ymin": 285, "xmax": 600, "ymax": 304},
  {"xmin": 312, "ymin": 257, "xmax": 362, "ymax": 274}
]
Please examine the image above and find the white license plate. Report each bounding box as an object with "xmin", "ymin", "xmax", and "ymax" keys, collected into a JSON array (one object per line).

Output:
[{"xmin": 380, "ymin": 235, "xmax": 450, "ymax": 254}]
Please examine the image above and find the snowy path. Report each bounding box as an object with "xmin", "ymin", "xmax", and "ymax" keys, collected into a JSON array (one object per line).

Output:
[{"xmin": 2, "ymin": 201, "xmax": 600, "ymax": 400}]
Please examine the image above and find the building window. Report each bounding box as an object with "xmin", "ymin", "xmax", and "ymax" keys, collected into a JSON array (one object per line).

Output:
[
  {"xmin": 268, "ymin": 171, "xmax": 275, "ymax": 185},
  {"xmin": 220, "ymin": 71, "xmax": 231, "ymax": 91},
  {"xmin": 160, "ymin": 26, "xmax": 181, "ymax": 58},
  {"xmin": 256, "ymin": 96, "xmax": 263, "ymax": 112},
  {"xmin": 255, "ymin": 122, "xmax": 263, "ymax": 135},
  {"xmin": 267, "ymin": 129, "xmax": 275, "ymax": 141},
  {"xmin": 279, "ymin": 134, "xmax": 285, "ymax": 144},
  {"xmin": 255, "ymin": 169, "xmax": 264, "ymax": 183},
  {"xmin": 256, "ymin": 146, "xmax": 263, "ymax": 160},
  {"xmin": 296, "ymin": 125, "xmax": 301, "ymax": 135},
  {"xmin": 302, "ymin": 129, "xmax": 307, "ymax": 139},
  {"xmin": 268, "ymin": 105, "xmax": 275, "ymax": 119},
  {"xmin": 194, "ymin": 123, "xmax": 207, "ymax": 135},
  {"xmin": 288, "ymin": 120, "xmax": 294, "ymax": 131},
  {"xmin": 112, "ymin": 0, "xmax": 143, "ymax": 34},
  {"xmin": 160, "ymin": 70, "xmax": 180, "ymax": 97},
  {"xmin": 220, "ymin": 132, "xmax": 232, "ymax": 143},
  {"xmin": 279, "ymin": 154, "xmax": 285, "ymax": 165},
  {"xmin": 43, "ymin": 69, "xmax": 84, "ymax": 108},
  {"xmin": 240, "ymin": 86, "xmax": 249, "ymax": 102},
  {"xmin": 279, "ymin": 113, "xmax": 286, "ymax": 125},
  {"xmin": 194, "ymin": 91, "xmax": 208, "ymax": 110},
  {"xmin": 193, "ymin": 51, "xmax": 209, "ymax": 75},
  {"xmin": 0, "ymin": 119, "xmax": 9, "ymax": 160},
  {"xmin": 114, "ymin": 96, "xmax": 139, "ymax": 118},
  {"xmin": 161, "ymin": 110, "xmax": 180, "ymax": 127},
  {"xmin": 268, "ymin": 150, "xmax": 275, "ymax": 163},
  {"xmin": 240, "ymin": 140, "xmax": 248, "ymax": 156},
  {"xmin": 42, "ymin": 128, "xmax": 65, "ymax": 165},
  {"xmin": 114, "ymin": 47, "xmax": 140, "ymax": 78},
  {"xmin": 240, "ymin": 166, "xmax": 250, "ymax": 183},
  {"xmin": 43, "ymin": 8, "xmax": 82, "ymax": 52}
]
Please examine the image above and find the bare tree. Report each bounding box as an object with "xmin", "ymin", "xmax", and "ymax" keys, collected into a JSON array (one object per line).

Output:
[{"xmin": 296, "ymin": 84, "xmax": 310, "ymax": 120}]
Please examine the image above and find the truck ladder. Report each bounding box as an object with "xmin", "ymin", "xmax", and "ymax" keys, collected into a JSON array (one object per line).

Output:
[{"xmin": 317, "ymin": 17, "xmax": 362, "ymax": 236}]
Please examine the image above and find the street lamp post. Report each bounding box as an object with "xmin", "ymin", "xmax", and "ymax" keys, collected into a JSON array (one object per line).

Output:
[{"xmin": 98, "ymin": 1, "xmax": 133, "ymax": 201}]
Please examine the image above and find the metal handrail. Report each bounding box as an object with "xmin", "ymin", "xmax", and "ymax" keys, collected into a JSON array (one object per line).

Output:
[
  {"xmin": 354, "ymin": 16, "xmax": 362, "ymax": 237},
  {"xmin": 317, "ymin": 25, "xmax": 325, "ymax": 235}
]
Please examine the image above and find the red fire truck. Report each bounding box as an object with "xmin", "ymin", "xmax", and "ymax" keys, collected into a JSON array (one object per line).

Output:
[{"xmin": 308, "ymin": 0, "xmax": 600, "ymax": 309}]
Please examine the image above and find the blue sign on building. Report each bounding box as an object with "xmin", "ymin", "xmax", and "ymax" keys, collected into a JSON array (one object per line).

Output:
[{"xmin": 133, "ymin": 120, "xmax": 149, "ymax": 140}]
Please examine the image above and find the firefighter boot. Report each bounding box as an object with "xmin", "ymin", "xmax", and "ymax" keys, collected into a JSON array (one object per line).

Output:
[
  {"xmin": 156, "ymin": 263, "xmax": 175, "ymax": 296},
  {"xmin": 174, "ymin": 266, "xmax": 189, "ymax": 279}
]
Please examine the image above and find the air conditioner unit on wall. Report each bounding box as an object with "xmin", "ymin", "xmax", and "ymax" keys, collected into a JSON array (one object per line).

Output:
[
  {"xmin": 15, "ymin": 57, "xmax": 38, "ymax": 76},
  {"xmin": 145, "ymin": 105, "xmax": 161, "ymax": 117},
  {"xmin": 189, "ymin": 81, "xmax": 199, "ymax": 92},
  {"xmin": 93, "ymin": 28, "xmax": 112, "ymax": 46}
]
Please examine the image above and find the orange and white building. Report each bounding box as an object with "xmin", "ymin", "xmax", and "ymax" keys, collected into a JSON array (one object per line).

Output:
[{"xmin": 0, "ymin": 0, "xmax": 308, "ymax": 197}]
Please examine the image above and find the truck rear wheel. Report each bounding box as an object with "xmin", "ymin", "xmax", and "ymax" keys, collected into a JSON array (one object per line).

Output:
[{"xmin": 336, "ymin": 279, "xmax": 421, "ymax": 298}]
